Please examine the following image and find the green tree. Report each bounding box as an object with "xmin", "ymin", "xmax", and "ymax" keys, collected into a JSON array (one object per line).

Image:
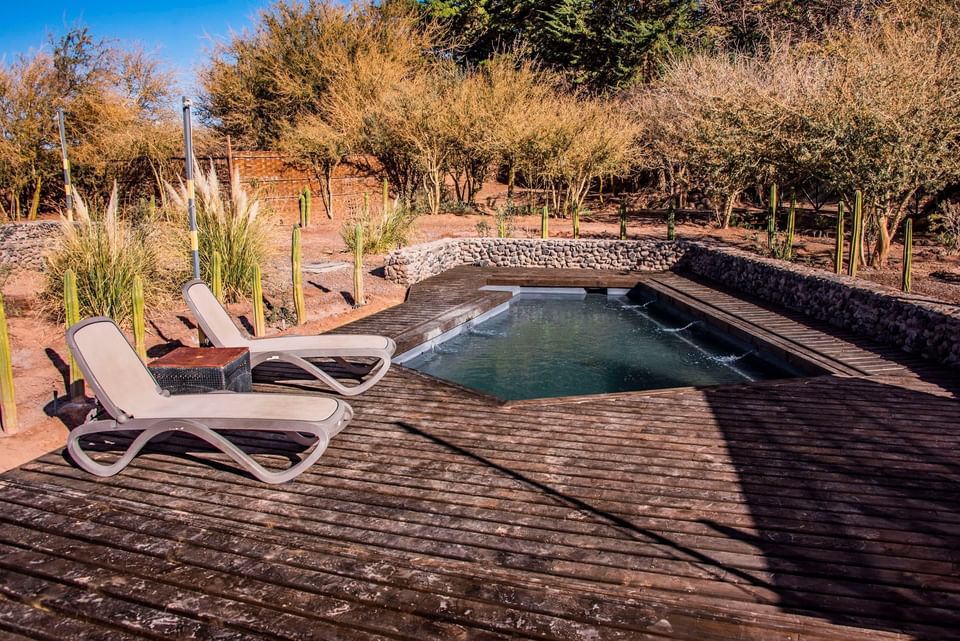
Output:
[{"xmin": 422, "ymin": 0, "xmax": 700, "ymax": 89}]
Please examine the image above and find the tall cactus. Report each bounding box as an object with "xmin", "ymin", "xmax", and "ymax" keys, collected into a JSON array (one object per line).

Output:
[
  {"xmin": 63, "ymin": 269, "xmax": 84, "ymax": 399},
  {"xmin": 299, "ymin": 186, "xmax": 312, "ymax": 228},
  {"xmin": 619, "ymin": 203, "xmax": 627, "ymax": 240},
  {"xmin": 767, "ymin": 184, "xmax": 778, "ymax": 251},
  {"xmin": 211, "ymin": 251, "xmax": 223, "ymax": 303},
  {"xmin": 783, "ymin": 194, "xmax": 796, "ymax": 260},
  {"xmin": 0, "ymin": 293, "xmax": 17, "ymax": 434},
  {"xmin": 132, "ymin": 275, "xmax": 147, "ymax": 362},
  {"xmin": 541, "ymin": 205, "xmax": 549, "ymax": 239},
  {"xmin": 848, "ymin": 190, "xmax": 863, "ymax": 277},
  {"xmin": 291, "ymin": 225, "xmax": 306, "ymax": 325},
  {"xmin": 667, "ymin": 199, "xmax": 676, "ymax": 241},
  {"xmin": 902, "ymin": 218, "xmax": 913, "ymax": 293},
  {"xmin": 834, "ymin": 202, "xmax": 845, "ymax": 274},
  {"xmin": 353, "ymin": 223, "xmax": 366, "ymax": 307},
  {"xmin": 572, "ymin": 206, "xmax": 581, "ymax": 240},
  {"xmin": 252, "ymin": 264, "xmax": 266, "ymax": 337}
]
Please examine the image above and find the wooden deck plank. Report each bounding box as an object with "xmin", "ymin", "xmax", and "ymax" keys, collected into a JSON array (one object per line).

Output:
[{"xmin": 2, "ymin": 265, "xmax": 958, "ymax": 640}]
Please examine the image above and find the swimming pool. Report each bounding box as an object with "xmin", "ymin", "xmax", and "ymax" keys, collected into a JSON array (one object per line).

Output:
[{"xmin": 398, "ymin": 291, "xmax": 796, "ymax": 400}]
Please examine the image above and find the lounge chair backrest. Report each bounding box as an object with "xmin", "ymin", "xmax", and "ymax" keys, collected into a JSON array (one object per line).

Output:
[
  {"xmin": 182, "ymin": 280, "xmax": 247, "ymax": 348},
  {"xmin": 66, "ymin": 317, "xmax": 166, "ymax": 420}
]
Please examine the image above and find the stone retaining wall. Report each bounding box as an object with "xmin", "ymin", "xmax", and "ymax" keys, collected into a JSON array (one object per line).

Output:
[
  {"xmin": 0, "ymin": 221, "xmax": 61, "ymax": 270},
  {"xmin": 685, "ymin": 246, "xmax": 960, "ymax": 368},
  {"xmin": 384, "ymin": 238, "xmax": 690, "ymax": 285},
  {"xmin": 385, "ymin": 238, "xmax": 960, "ymax": 368}
]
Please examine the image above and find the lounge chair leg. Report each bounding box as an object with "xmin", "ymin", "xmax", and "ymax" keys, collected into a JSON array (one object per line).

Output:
[
  {"xmin": 67, "ymin": 417, "xmax": 336, "ymax": 484},
  {"xmin": 255, "ymin": 351, "xmax": 391, "ymax": 396}
]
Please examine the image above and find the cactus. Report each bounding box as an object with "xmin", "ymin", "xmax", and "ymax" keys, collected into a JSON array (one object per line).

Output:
[
  {"xmin": 353, "ymin": 223, "xmax": 366, "ymax": 307},
  {"xmin": 497, "ymin": 208, "xmax": 507, "ymax": 238},
  {"xmin": 0, "ymin": 293, "xmax": 17, "ymax": 434},
  {"xmin": 291, "ymin": 225, "xmax": 306, "ymax": 325},
  {"xmin": 783, "ymin": 194, "xmax": 796, "ymax": 260},
  {"xmin": 132, "ymin": 275, "xmax": 147, "ymax": 362},
  {"xmin": 382, "ymin": 178, "xmax": 390, "ymax": 214},
  {"xmin": 834, "ymin": 202, "xmax": 845, "ymax": 274},
  {"xmin": 848, "ymin": 190, "xmax": 863, "ymax": 277},
  {"xmin": 902, "ymin": 218, "xmax": 913, "ymax": 293},
  {"xmin": 767, "ymin": 184, "xmax": 778, "ymax": 251},
  {"xmin": 667, "ymin": 199, "xmax": 676, "ymax": 241},
  {"xmin": 541, "ymin": 205, "xmax": 549, "ymax": 239},
  {"xmin": 572, "ymin": 206, "xmax": 581, "ymax": 240},
  {"xmin": 619, "ymin": 203, "xmax": 627, "ymax": 240},
  {"xmin": 299, "ymin": 186, "xmax": 312, "ymax": 228},
  {"xmin": 63, "ymin": 269, "xmax": 84, "ymax": 399},
  {"xmin": 211, "ymin": 251, "xmax": 223, "ymax": 303},
  {"xmin": 252, "ymin": 264, "xmax": 266, "ymax": 337}
]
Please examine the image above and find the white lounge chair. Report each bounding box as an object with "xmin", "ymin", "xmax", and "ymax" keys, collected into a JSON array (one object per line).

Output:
[
  {"xmin": 66, "ymin": 317, "xmax": 353, "ymax": 484},
  {"xmin": 182, "ymin": 280, "xmax": 395, "ymax": 396}
]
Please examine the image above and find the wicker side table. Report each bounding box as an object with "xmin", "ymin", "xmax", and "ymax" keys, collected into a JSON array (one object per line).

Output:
[{"xmin": 149, "ymin": 347, "xmax": 252, "ymax": 394}]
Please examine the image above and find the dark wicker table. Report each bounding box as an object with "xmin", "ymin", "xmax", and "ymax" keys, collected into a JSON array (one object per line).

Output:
[{"xmin": 148, "ymin": 347, "xmax": 252, "ymax": 394}]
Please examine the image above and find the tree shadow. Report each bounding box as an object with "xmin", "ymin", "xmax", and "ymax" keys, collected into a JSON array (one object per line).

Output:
[{"xmin": 700, "ymin": 375, "xmax": 960, "ymax": 639}]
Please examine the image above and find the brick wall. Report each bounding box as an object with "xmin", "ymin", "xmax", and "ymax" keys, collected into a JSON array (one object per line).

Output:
[{"xmin": 199, "ymin": 152, "xmax": 383, "ymax": 223}]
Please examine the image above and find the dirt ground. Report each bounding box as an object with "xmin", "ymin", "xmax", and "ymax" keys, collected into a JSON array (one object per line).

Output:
[{"xmin": 2, "ymin": 197, "xmax": 958, "ymax": 472}]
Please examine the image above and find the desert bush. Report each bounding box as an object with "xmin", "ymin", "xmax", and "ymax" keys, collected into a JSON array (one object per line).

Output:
[
  {"xmin": 340, "ymin": 199, "xmax": 418, "ymax": 255},
  {"xmin": 520, "ymin": 94, "xmax": 641, "ymax": 216},
  {"xmin": 202, "ymin": 0, "xmax": 441, "ymax": 209},
  {"xmin": 45, "ymin": 184, "xmax": 161, "ymax": 325},
  {"xmin": 165, "ymin": 163, "xmax": 270, "ymax": 302},
  {"xmin": 0, "ymin": 28, "xmax": 181, "ymax": 217},
  {"xmin": 636, "ymin": 0, "xmax": 960, "ymax": 258},
  {"xmin": 931, "ymin": 201, "xmax": 960, "ymax": 253}
]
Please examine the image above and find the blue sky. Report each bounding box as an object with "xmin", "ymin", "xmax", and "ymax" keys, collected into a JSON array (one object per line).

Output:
[{"xmin": 0, "ymin": 1, "xmax": 267, "ymax": 93}]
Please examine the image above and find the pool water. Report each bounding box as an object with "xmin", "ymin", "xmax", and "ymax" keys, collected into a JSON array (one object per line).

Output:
[{"xmin": 402, "ymin": 293, "xmax": 794, "ymax": 400}]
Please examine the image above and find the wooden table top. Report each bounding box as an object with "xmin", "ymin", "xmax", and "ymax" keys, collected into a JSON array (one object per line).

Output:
[{"xmin": 149, "ymin": 346, "xmax": 249, "ymax": 369}]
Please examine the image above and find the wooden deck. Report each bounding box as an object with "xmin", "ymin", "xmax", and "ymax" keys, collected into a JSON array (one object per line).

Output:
[{"xmin": 2, "ymin": 266, "xmax": 960, "ymax": 640}]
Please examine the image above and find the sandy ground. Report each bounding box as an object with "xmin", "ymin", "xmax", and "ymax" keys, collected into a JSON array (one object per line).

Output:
[{"xmin": 2, "ymin": 196, "xmax": 958, "ymax": 472}]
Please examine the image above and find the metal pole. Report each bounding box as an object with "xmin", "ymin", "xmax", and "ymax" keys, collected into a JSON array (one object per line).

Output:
[
  {"xmin": 56, "ymin": 109, "xmax": 73, "ymax": 221},
  {"xmin": 182, "ymin": 97, "xmax": 200, "ymax": 280}
]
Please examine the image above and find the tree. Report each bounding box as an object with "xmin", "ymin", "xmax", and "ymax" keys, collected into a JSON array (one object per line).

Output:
[
  {"xmin": 0, "ymin": 27, "xmax": 178, "ymax": 217},
  {"xmin": 422, "ymin": 0, "xmax": 700, "ymax": 89}
]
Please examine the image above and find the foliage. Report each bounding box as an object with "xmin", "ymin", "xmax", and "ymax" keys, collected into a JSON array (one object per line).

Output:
[
  {"xmin": 631, "ymin": 0, "xmax": 960, "ymax": 263},
  {"xmin": 165, "ymin": 163, "xmax": 270, "ymax": 303},
  {"xmin": 423, "ymin": 0, "xmax": 700, "ymax": 89},
  {"xmin": 931, "ymin": 201, "xmax": 960, "ymax": 253},
  {"xmin": 0, "ymin": 26, "xmax": 180, "ymax": 218},
  {"xmin": 341, "ymin": 198, "xmax": 419, "ymax": 255},
  {"xmin": 45, "ymin": 184, "xmax": 161, "ymax": 326}
]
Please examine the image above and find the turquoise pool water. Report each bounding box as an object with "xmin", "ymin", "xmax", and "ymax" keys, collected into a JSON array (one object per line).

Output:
[{"xmin": 402, "ymin": 293, "xmax": 793, "ymax": 400}]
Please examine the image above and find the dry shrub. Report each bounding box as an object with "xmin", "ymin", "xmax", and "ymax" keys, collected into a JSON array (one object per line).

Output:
[
  {"xmin": 636, "ymin": 0, "xmax": 960, "ymax": 261},
  {"xmin": 340, "ymin": 200, "xmax": 418, "ymax": 255},
  {"xmin": 0, "ymin": 29, "xmax": 180, "ymax": 217},
  {"xmin": 521, "ymin": 94, "xmax": 641, "ymax": 215},
  {"xmin": 45, "ymin": 184, "xmax": 163, "ymax": 325},
  {"xmin": 164, "ymin": 164, "xmax": 271, "ymax": 302}
]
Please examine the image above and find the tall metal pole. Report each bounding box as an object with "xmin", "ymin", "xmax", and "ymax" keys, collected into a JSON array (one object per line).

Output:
[
  {"xmin": 56, "ymin": 109, "xmax": 73, "ymax": 222},
  {"xmin": 181, "ymin": 97, "xmax": 200, "ymax": 280}
]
